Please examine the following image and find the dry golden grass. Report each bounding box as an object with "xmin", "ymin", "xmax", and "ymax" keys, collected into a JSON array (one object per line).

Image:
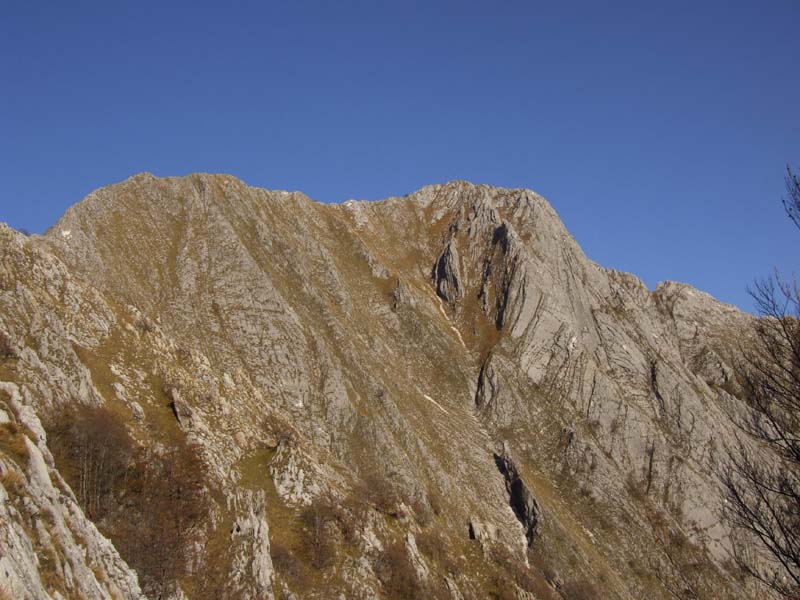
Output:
[
  {"xmin": 0, "ymin": 467, "xmax": 24, "ymax": 497},
  {"xmin": 0, "ymin": 422, "xmax": 30, "ymax": 465},
  {"xmin": 0, "ymin": 580, "xmax": 15, "ymax": 600}
]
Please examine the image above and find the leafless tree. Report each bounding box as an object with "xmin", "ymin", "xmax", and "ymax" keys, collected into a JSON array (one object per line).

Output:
[
  {"xmin": 47, "ymin": 408, "xmax": 209, "ymax": 599},
  {"xmin": 300, "ymin": 498, "xmax": 337, "ymax": 570},
  {"xmin": 116, "ymin": 436, "xmax": 208, "ymax": 598},
  {"xmin": 47, "ymin": 406, "xmax": 134, "ymax": 520},
  {"xmin": 720, "ymin": 166, "xmax": 800, "ymax": 597},
  {"xmin": 783, "ymin": 164, "xmax": 800, "ymax": 230}
]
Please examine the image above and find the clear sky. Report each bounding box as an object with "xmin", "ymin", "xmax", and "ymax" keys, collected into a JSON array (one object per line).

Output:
[{"xmin": 2, "ymin": 1, "xmax": 797, "ymax": 311}]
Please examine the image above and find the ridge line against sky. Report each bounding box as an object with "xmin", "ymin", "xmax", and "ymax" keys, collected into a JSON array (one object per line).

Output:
[{"xmin": 1, "ymin": 1, "xmax": 798, "ymax": 311}]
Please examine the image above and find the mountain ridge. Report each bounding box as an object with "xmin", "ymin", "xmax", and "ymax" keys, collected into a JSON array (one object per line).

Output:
[
  {"xmin": 44, "ymin": 171, "xmax": 744, "ymax": 315},
  {"xmin": 0, "ymin": 173, "xmax": 763, "ymax": 599}
]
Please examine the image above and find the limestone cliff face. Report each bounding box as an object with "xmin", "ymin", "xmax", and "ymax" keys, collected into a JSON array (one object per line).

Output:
[
  {"xmin": 0, "ymin": 230, "xmax": 144, "ymax": 599},
  {"xmin": 0, "ymin": 173, "xmax": 760, "ymax": 598}
]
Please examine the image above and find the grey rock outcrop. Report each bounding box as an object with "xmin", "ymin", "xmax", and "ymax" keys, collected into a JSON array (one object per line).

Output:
[
  {"xmin": 227, "ymin": 490, "xmax": 275, "ymax": 599},
  {"xmin": 494, "ymin": 442, "xmax": 541, "ymax": 547},
  {"xmin": 433, "ymin": 239, "xmax": 463, "ymax": 307},
  {"xmin": 0, "ymin": 382, "xmax": 143, "ymax": 600}
]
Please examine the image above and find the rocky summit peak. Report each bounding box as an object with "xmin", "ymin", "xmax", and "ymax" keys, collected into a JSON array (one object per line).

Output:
[{"xmin": 0, "ymin": 173, "xmax": 762, "ymax": 599}]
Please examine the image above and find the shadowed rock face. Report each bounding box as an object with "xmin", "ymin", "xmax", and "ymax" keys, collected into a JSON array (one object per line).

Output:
[
  {"xmin": 494, "ymin": 442, "xmax": 540, "ymax": 547},
  {"xmin": 0, "ymin": 173, "xmax": 763, "ymax": 598}
]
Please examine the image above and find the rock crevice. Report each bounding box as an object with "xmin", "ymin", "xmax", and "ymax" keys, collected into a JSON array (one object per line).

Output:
[{"xmin": 494, "ymin": 442, "xmax": 541, "ymax": 547}]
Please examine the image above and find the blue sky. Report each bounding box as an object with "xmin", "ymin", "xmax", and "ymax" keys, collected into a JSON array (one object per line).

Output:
[{"xmin": 1, "ymin": 1, "xmax": 797, "ymax": 311}]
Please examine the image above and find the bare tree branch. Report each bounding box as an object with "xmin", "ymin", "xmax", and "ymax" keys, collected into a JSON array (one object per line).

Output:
[{"xmin": 720, "ymin": 166, "xmax": 800, "ymax": 598}]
